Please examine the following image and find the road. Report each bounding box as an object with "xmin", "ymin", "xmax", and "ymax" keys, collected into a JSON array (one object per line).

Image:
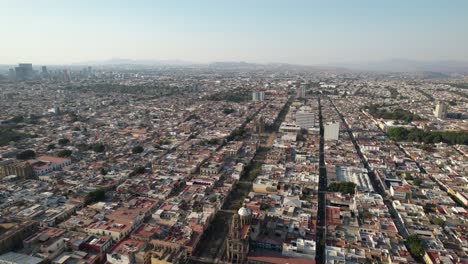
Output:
[
  {"xmin": 189, "ymin": 97, "xmax": 291, "ymax": 264},
  {"xmin": 328, "ymin": 97, "xmax": 412, "ymax": 238},
  {"xmin": 315, "ymin": 96, "xmax": 327, "ymax": 264}
]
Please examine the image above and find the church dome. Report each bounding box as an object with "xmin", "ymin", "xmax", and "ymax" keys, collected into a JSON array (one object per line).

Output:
[{"xmin": 238, "ymin": 207, "xmax": 251, "ymax": 216}]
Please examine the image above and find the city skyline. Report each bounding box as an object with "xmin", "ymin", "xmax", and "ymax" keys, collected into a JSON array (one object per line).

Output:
[
  {"xmin": 1, "ymin": 1, "xmax": 468, "ymax": 264},
  {"xmin": 2, "ymin": 0, "xmax": 468, "ymax": 65}
]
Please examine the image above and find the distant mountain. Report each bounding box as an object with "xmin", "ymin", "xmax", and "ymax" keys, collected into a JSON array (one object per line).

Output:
[
  {"xmin": 334, "ymin": 59, "xmax": 468, "ymax": 73},
  {"xmin": 74, "ymin": 58, "xmax": 195, "ymax": 66},
  {"xmin": 208, "ymin": 61, "xmax": 261, "ymax": 69},
  {"xmin": 208, "ymin": 61, "xmax": 349, "ymax": 72},
  {"xmin": 63, "ymin": 58, "xmax": 468, "ymax": 73}
]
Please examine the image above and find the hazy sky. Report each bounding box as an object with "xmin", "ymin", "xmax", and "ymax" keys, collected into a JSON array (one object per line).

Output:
[{"xmin": 1, "ymin": 0, "xmax": 468, "ymax": 65}]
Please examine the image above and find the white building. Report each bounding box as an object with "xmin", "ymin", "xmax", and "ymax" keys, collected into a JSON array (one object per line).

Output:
[
  {"xmin": 324, "ymin": 122, "xmax": 340, "ymax": 141},
  {"xmin": 28, "ymin": 156, "xmax": 72, "ymax": 176},
  {"xmin": 434, "ymin": 102, "xmax": 447, "ymax": 119},
  {"xmin": 282, "ymin": 238, "xmax": 316, "ymax": 259},
  {"xmin": 296, "ymin": 111, "xmax": 315, "ymax": 129},
  {"xmin": 296, "ymin": 86, "xmax": 306, "ymax": 98},
  {"xmin": 252, "ymin": 91, "xmax": 265, "ymax": 101},
  {"xmin": 325, "ymin": 246, "xmax": 346, "ymax": 264}
]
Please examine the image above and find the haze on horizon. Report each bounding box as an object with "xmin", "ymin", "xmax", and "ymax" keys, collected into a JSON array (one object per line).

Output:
[{"xmin": 1, "ymin": 0, "xmax": 468, "ymax": 66}]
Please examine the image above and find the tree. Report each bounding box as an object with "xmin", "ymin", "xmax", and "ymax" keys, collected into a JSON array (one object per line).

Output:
[
  {"xmin": 92, "ymin": 143, "xmax": 105, "ymax": 153},
  {"xmin": 406, "ymin": 234, "xmax": 425, "ymax": 259},
  {"xmin": 57, "ymin": 149, "xmax": 72, "ymax": 157},
  {"xmin": 0, "ymin": 128, "xmax": 29, "ymax": 146},
  {"xmin": 58, "ymin": 138, "xmax": 70, "ymax": 145},
  {"xmin": 16, "ymin": 149, "xmax": 36, "ymax": 160},
  {"xmin": 413, "ymin": 178, "xmax": 423, "ymax": 186},
  {"xmin": 424, "ymin": 203, "xmax": 437, "ymax": 213},
  {"xmin": 6, "ymin": 115, "xmax": 24, "ymax": 124},
  {"xmin": 260, "ymin": 203, "xmax": 270, "ymax": 210},
  {"xmin": 432, "ymin": 217, "xmax": 445, "ymax": 227},
  {"xmin": 223, "ymin": 108, "xmax": 235, "ymax": 115},
  {"xmin": 328, "ymin": 182, "xmax": 357, "ymax": 194},
  {"xmin": 47, "ymin": 144, "xmax": 56, "ymax": 150},
  {"xmin": 100, "ymin": 167, "xmax": 108, "ymax": 175},
  {"xmin": 85, "ymin": 188, "xmax": 106, "ymax": 205},
  {"xmin": 130, "ymin": 166, "xmax": 145, "ymax": 176},
  {"xmin": 297, "ymin": 133, "xmax": 307, "ymax": 142},
  {"xmin": 186, "ymin": 114, "xmax": 199, "ymax": 121},
  {"xmin": 192, "ymin": 201, "xmax": 203, "ymax": 212},
  {"xmin": 132, "ymin": 145, "xmax": 144, "ymax": 154},
  {"xmin": 387, "ymin": 127, "xmax": 468, "ymax": 145}
]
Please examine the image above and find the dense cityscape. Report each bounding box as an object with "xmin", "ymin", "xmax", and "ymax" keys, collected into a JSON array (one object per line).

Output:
[{"xmin": 0, "ymin": 62, "xmax": 466, "ymax": 264}]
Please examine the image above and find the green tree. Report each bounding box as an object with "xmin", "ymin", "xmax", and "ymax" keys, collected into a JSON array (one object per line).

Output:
[
  {"xmin": 328, "ymin": 182, "xmax": 357, "ymax": 194},
  {"xmin": 130, "ymin": 166, "xmax": 146, "ymax": 176},
  {"xmin": 0, "ymin": 128, "xmax": 29, "ymax": 146},
  {"xmin": 85, "ymin": 189, "xmax": 106, "ymax": 205},
  {"xmin": 16, "ymin": 149, "xmax": 36, "ymax": 160},
  {"xmin": 406, "ymin": 234, "xmax": 425, "ymax": 259},
  {"xmin": 58, "ymin": 138, "xmax": 70, "ymax": 145},
  {"xmin": 413, "ymin": 178, "xmax": 423, "ymax": 186},
  {"xmin": 432, "ymin": 218, "xmax": 445, "ymax": 227},
  {"xmin": 132, "ymin": 145, "xmax": 144, "ymax": 154},
  {"xmin": 47, "ymin": 144, "xmax": 56, "ymax": 150},
  {"xmin": 57, "ymin": 149, "xmax": 72, "ymax": 157},
  {"xmin": 92, "ymin": 143, "xmax": 105, "ymax": 153},
  {"xmin": 223, "ymin": 108, "xmax": 235, "ymax": 115}
]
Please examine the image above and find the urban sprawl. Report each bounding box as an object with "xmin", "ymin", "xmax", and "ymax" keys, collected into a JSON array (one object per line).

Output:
[{"xmin": 0, "ymin": 63, "xmax": 467, "ymax": 264}]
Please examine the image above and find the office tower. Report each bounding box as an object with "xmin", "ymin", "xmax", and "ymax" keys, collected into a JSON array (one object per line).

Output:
[
  {"xmin": 296, "ymin": 86, "xmax": 306, "ymax": 98},
  {"xmin": 259, "ymin": 91, "xmax": 265, "ymax": 101},
  {"xmin": 324, "ymin": 121, "xmax": 340, "ymax": 141},
  {"xmin": 252, "ymin": 91, "xmax": 265, "ymax": 101},
  {"xmin": 296, "ymin": 111, "xmax": 315, "ymax": 129},
  {"xmin": 252, "ymin": 91, "xmax": 259, "ymax": 101},
  {"xmin": 8, "ymin": 69, "xmax": 16, "ymax": 81},
  {"xmin": 434, "ymin": 102, "xmax": 447, "ymax": 119},
  {"xmin": 15, "ymin": 63, "xmax": 34, "ymax": 81},
  {"xmin": 63, "ymin": 69, "xmax": 71, "ymax": 82},
  {"xmin": 41, "ymin": 66, "xmax": 49, "ymax": 79}
]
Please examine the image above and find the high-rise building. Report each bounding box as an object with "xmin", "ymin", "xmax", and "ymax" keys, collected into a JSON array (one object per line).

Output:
[
  {"xmin": 258, "ymin": 91, "xmax": 265, "ymax": 101},
  {"xmin": 8, "ymin": 69, "xmax": 16, "ymax": 81},
  {"xmin": 15, "ymin": 63, "xmax": 34, "ymax": 81},
  {"xmin": 324, "ymin": 122, "xmax": 340, "ymax": 141},
  {"xmin": 434, "ymin": 102, "xmax": 448, "ymax": 119},
  {"xmin": 41, "ymin": 66, "xmax": 49, "ymax": 79},
  {"xmin": 63, "ymin": 69, "xmax": 71, "ymax": 82},
  {"xmin": 296, "ymin": 86, "xmax": 306, "ymax": 98},
  {"xmin": 252, "ymin": 91, "xmax": 265, "ymax": 101},
  {"xmin": 252, "ymin": 92, "xmax": 258, "ymax": 101},
  {"xmin": 296, "ymin": 111, "xmax": 315, "ymax": 129}
]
